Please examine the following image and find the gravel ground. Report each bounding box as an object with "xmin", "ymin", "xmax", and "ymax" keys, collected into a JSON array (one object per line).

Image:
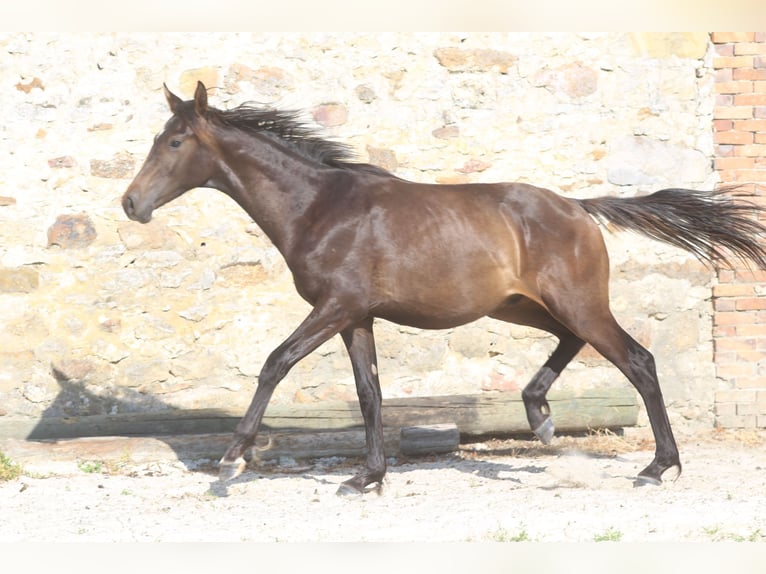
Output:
[{"xmin": 1, "ymin": 429, "xmax": 765, "ymax": 543}]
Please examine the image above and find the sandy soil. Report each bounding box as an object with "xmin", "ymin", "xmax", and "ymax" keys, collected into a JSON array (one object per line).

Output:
[{"xmin": 1, "ymin": 429, "xmax": 765, "ymax": 543}]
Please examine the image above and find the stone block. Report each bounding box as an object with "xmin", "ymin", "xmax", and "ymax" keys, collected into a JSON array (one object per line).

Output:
[
  {"xmin": 179, "ymin": 67, "xmax": 220, "ymax": 98},
  {"xmin": 632, "ymin": 32, "xmax": 710, "ymax": 59},
  {"xmin": 313, "ymin": 103, "xmax": 348, "ymax": 127},
  {"xmin": 0, "ymin": 267, "xmax": 39, "ymax": 292},
  {"xmin": 433, "ymin": 47, "xmax": 516, "ymax": 73},
  {"xmin": 90, "ymin": 151, "xmax": 135, "ymax": 179},
  {"xmin": 47, "ymin": 214, "xmax": 97, "ymax": 249},
  {"xmin": 606, "ymin": 136, "xmax": 710, "ymax": 186}
]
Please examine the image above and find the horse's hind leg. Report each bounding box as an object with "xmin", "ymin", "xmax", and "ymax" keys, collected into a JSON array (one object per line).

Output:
[
  {"xmin": 491, "ymin": 298, "xmax": 584, "ymax": 444},
  {"xmin": 522, "ymin": 334, "xmax": 584, "ymax": 443},
  {"xmin": 541, "ymin": 293, "xmax": 681, "ymax": 485}
]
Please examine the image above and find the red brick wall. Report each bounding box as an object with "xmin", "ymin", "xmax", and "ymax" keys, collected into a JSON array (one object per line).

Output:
[{"xmin": 711, "ymin": 32, "xmax": 766, "ymax": 428}]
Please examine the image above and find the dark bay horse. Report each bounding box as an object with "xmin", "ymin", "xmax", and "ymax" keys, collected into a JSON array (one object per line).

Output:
[{"xmin": 123, "ymin": 82, "xmax": 766, "ymax": 495}]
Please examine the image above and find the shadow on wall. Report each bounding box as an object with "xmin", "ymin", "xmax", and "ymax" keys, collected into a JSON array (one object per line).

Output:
[{"xmin": 25, "ymin": 366, "xmax": 239, "ymax": 441}]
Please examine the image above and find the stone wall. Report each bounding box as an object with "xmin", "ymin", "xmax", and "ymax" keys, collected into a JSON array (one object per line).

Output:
[
  {"xmin": 0, "ymin": 32, "xmax": 722, "ymax": 433},
  {"xmin": 710, "ymin": 32, "xmax": 766, "ymax": 429}
]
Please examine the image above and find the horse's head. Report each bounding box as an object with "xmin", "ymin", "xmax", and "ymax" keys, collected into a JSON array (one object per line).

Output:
[{"xmin": 122, "ymin": 82, "xmax": 217, "ymax": 223}]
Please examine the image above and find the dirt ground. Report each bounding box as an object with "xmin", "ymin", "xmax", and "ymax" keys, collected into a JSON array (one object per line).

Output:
[{"xmin": 1, "ymin": 428, "xmax": 765, "ymax": 543}]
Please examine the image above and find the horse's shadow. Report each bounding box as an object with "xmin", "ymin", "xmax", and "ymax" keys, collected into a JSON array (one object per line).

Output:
[
  {"xmin": 204, "ymin": 440, "xmax": 638, "ymax": 498},
  {"xmin": 29, "ymin": 367, "xmax": 637, "ymax": 492},
  {"xmin": 24, "ymin": 367, "xmax": 236, "ymax": 465}
]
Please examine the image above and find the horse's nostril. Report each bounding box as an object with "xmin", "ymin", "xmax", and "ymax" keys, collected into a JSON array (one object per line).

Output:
[{"xmin": 123, "ymin": 192, "xmax": 136, "ymax": 217}]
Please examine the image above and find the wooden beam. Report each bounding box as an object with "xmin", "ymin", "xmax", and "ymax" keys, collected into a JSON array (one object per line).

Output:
[
  {"xmin": 0, "ymin": 388, "xmax": 638, "ymax": 441},
  {"xmin": 0, "ymin": 424, "xmax": 461, "ymax": 466}
]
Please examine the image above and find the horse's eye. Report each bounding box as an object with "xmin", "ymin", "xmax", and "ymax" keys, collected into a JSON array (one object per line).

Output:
[{"xmin": 170, "ymin": 139, "xmax": 182, "ymax": 148}]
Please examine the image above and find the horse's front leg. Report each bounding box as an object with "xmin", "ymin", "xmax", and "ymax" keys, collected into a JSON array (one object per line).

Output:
[
  {"xmin": 218, "ymin": 299, "xmax": 356, "ymax": 481},
  {"xmin": 336, "ymin": 317, "xmax": 386, "ymax": 496}
]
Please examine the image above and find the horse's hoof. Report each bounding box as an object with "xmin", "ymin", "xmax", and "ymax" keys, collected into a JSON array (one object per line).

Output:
[
  {"xmin": 534, "ymin": 418, "xmax": 555, "ymax": 444},
  {"xmin": 336, "ymin": 482, "xmax": 364, "ymax": 497},
  {"xmin": 633, "ymin": 474, "xmax": 662, "ymax": 487},
  {"xmin": 218, "ymin": 457, "xmax": 246, "ymax": 481}
]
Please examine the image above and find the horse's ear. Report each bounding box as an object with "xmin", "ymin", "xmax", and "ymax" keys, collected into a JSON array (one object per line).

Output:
[
  {"xmin": 163, "ymin": 83, "xmax": 183, "ymax": 114},
  {"xmin": 194, "ymin": 81, "xmax": 208, "ymax": 116}
]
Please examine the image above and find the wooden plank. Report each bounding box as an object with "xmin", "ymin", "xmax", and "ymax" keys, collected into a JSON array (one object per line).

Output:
[
  {"xmin": 0, "ymin": 388, "xmax": 638, "ymax": 441},
  {"xmin": 0, "ymin": 425, "xmax": 460, "ymax": 467},
  {"xmin": 400, "ymin": 424, "xmax": 460, "ymax": 455}
]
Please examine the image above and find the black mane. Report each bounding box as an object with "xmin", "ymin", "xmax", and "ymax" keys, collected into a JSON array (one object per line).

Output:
[{"xmin": 210, "ymin": 104, "xmax": 358, "ymax": 168}]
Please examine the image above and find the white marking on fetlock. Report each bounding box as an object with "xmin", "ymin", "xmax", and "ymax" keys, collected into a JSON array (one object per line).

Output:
[
  {"xmin": 218, "ymin": 456, "xmax": 247, "ymax": 481},
  {"xmin": 534, "ymin": 418, "xmax": 555, "ymax": 444}
]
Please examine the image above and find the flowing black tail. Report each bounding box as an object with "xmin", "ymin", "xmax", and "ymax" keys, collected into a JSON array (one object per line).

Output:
[{"xmin": 577, "ymin": 187, "xmax": 766, "ymax": 270}]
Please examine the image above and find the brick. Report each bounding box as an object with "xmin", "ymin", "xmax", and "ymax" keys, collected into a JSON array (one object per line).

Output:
[
  {"xmin": 757, "ymin": 32, "xmax": 766, "ymax": 42},
  {"xmin": 711, "ymin": 32, "xmax": 755, "ymax": 44},
  {"xmin": 735, "ymin": 144, "xmax": 766, "ymax": 157},
  {"xmin": 723, "ymin": 389, "xmax": 758, "ymax": 403},
  {"xmin": 715, "ymin": 43, "xmax": 734, "ymax": 56},
  {"xmin": 714, "ymin": 325, "xmax": 737, "ymax": 338},
  {"xmin": 713, "ymin": 283, "xmax": 755, "ymax": 297},
  {"xmin": 714, "ymin": 106, "xmax": 754, "ymax": 119},
  {"xmin": 713, "ymin": 311, "xmax": 744, "ymax": 326},
  {"xmin": 715, "ymin": 414, "xmax": 756, "ymax": 428},
  {"xmin": 736, "ymin": 377, "xmax": 766, "ymax": 390},
  {"xmin": 757, "ymin": 106, "xmax": 766, "ymax": 118},
  {"xmin": 737, "ymin": 403, "xmax": 760, "ymax": 416},
  {"xmin": 757, "ymin": 391, "xmax": 766, "ymax": 404},
  {"xmin": 717, "ymin": 269, "xmax": 736, "ymax": 283},
  {"xmin": 716, "ymin": 157, "xmax": 756, "ymax": 170},
  {"xmin": 755, "ymin": 81, "xmax": 766, "ymax": 92},
  {"xmin": 737, "ymin": 351, "xmax": 766, "ymax": 364},
  {"xmin": 715, "ymin": 80, "xmax": 754, "ymax": 94},
  {"xmin": 715, "ymin": 350, "xmax": 738, "ymax": 364},
  {"xmin": 716, "ymin": 362, "xmax": 756, "ymax": 377},
  {"xmin": 757, "ymin": 133, "xmax": 766, "ymax": 144},
  {"xmin": 714, "ymin": 119, "xmax": 734, "ymax": 131},
  {"xmin": 715, "ymin": 130, "xmax": 754, "ymax": 144},
  {"xmin": 715, "ymin": 68, "xmax": 733, "ymax": 82},
  {"xmin": 735, "ymin": 93, "xmax": 766, "ymax": 105},
  {"xmin": 757, "ymin": 56, "xmax": 766, "ymax": 69},
  {"xmin": 758, "ymin": 416, "xmax": 766, "ymax": 428},
  {"xmin": 716, "ymin": 93, "xmax": 734, "ymax": 106},
  {"xmin": 736, "ymin": 269, "xmax": 766, "ymax": 282},
  {"xmin": 714, "ymin": 56, "xmax": 755, "ymax": 69},
  {"xmin": 734, "ymin": 119, "xmax": 766, "ymax": 132},
  {"xmin": 716, "ymin": 144, "xmax": 735, "ymax": 157},
  {"xmin": 737, "ymin": 324, "xmax": 766, "ymax": 337},
  {"xmin": 716, "ymin": 389, "xmax": 755, "ymax": 403},
  {"xmin": 736, "ymin": 297, "xmax": 766, "ymax": 311},
  {"xmin": 721, "ymin": 169, "xmax": 766, "ymax": 182},
  {"xmin": 714, "ymin": 298, "xmax": 736, "ymax": 312},
  {"xmin": 714, "ymin": 337, "xmax": 757, "ymax": 352},
  {"xmin": 734, "ymin": 68, "xmax": 766, "ymax": 81},
  {"xmin": 715, "ymin": 402, "xmax": 737, "ymax": 416},
  {"xmin": 735, "ymin": 43, "xmax": 766, "ymax": 56}
]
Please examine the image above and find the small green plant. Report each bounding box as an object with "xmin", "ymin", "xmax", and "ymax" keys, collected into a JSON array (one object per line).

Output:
[
  {"xmin": 0, "ymin": 451, "xmax": 23, "ymax": 481},
  {"xmin": 77, "ymin": 460, "xmax": 104, "ymax": 474},
  {"xmin": 593, "ymin": 527, "xmax": 623, "ymax": 542},
  {"xmin": 705, "ymin": 525, "xmax": 763, "ymax": 542},
  {"xmin": 489, "ymin": 526, "xmax": 531, "ymax": 542}
]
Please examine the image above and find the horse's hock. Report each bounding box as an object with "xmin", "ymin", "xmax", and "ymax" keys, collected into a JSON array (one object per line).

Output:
[{"xmin": 1, "ymin": 32, "xmax": 765, "ymax": 446}]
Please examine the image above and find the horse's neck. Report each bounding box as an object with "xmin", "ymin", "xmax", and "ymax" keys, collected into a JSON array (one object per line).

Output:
[{"xmin": 214, "ymin": 131, "xmax": 331, "ymax": 258}]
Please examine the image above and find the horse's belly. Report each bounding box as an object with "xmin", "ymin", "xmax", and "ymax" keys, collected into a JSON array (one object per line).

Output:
[{"xmin": 371, "ymin": 270, "xmax": 513, "ymax": 330}]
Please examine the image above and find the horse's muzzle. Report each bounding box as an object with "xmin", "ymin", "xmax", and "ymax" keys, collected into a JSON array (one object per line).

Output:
[{"xmin": 122, "ymin": 191, "xmax": 152, "ymax": 223}]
